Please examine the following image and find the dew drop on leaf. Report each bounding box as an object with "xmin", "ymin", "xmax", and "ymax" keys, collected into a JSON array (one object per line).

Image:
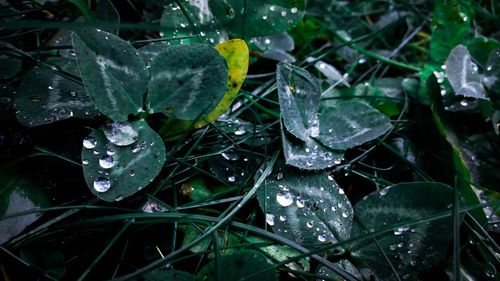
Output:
[
  {"xmin": 103, "ymin": 122, "xmax": 139, "ymax": 146},
  {"xmin": 279, "ymin": 215, "xmax": 287, "ymax": 222},
  {"xmin": 266, "ymin": 213, "xmax": 275, "ymax": 226},
  {"xmin": 99, "ymin": 155, "xmax": 114, "ymax": 169},
  {"xmin": 83, "ymin": 136, "xmax": 97, "ymax": 149},
  {"xmin": 306, "ymin": 221, "xmax": 314, "ymax": 228},
  {"xmin": 317, "ymin": 233, "xmax": 327, "ymax": 242},
  {"xmin": 93, "ymin": 177, "xmax": 111, "ymax": 192},
  {"xmin": 276, "ymin": 190, "xmax": 293, "ymax": 207}
]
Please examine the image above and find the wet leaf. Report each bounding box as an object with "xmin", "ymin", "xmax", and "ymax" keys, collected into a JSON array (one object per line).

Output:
[
  {"xmin": 15, "ymin": 58, "xmax": 99, "ymax": 127},
  {"xmin": 72, "ymin": 28, "xmax": 148, "ymax": 121},
  {"xmin": 147, "ymin": 44, "xmax": 228, "ymax": 120},
  {"xmin": 140, "ymin": 269, "xmax": 195, "ymax": 281},
  {"xmin": 277, "ymin": 62, "xmax": 321, "ymax": 142},
  {"xmin": 138, "ymin": 42, "xmax": 169, "ymax": 67},
  {"xmin": 256, "ymin": 164, "xmax": 353, "ymax": 250},
  {"xmin": 445, "ymin": 45, "xmax": 487, "ymax": 99},
  {"xmin": 196, "ymin": 250, "xmax": 278, "ymax": 281},
  {"xmin": 210, "ymin": 0, "xmax": 305, "ymax": 38},
  {"xmin": 317, "ymin": 101, "xmax": 393, "ymax": 150},
  {"xmin": 482, "ymin": 48, "xmax": 500, "ymax": 96},
  {"xmin": 350, "ymin": 182, "xmax": 463, "ymax": 281},
  {"xmin": 194, "ymin": 39, "xmax": 249, "ymax": 128},
  {"xmin": 160, "ymin": 0, "xmax": 228, "ymax": 46},
  {"xmin": 0, "ymin": 171, "xmax": 50, "ymax": 245},
  {"xmin": 281, "ymin": 123, "xmax": 344, "ymax": 170},
  {"xmin": 81, "ymin": 120, "xmax": 166, "ymax": 202}
]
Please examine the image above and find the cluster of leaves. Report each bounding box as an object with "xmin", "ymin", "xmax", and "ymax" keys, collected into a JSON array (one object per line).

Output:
[{"xmin": 1, "ymin": 0, "xmax": 499, "ymax": 281}]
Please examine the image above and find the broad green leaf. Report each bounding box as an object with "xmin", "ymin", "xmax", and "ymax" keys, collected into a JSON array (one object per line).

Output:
[
  {"xmin": 445, "ymin": 45, "xmax": 487, "ymax": 99},
  {"xmin": 317, "ymin": 101, "xmax": 393, "ymax": 150},
  {"xmin": 277, "ymin": 62, "xmax": 321, "ymax": 141},
  {"xmin": 15, "ymin": 58, "xmax": 99, "ymax": 127},
  {"xmin": 147, "ymin": 44, "xmax": 228, "ymax": 120},
  {"xmin": 0, "ymin": 171, "xmax": 50, "ymax": 245},
  {"xmin": 430, "ymin": 1, "xmax": 471, "ymax": 63},
  {"xmin": 95, "ymin": 0, "xmax": 120, "ymax": 34},
  {"xmin": 81, "ymin": 120, "xmax": 166, "ymax": 202},
  {"xmin": 210, "ymin": 0, "xmax": 305, "ymax": 38},
  {"xmin": 196, "ymin": 250, "xmax": 278, "ymax": 281},
  {"xmin": 256, "ymin": 164, "xmax": 353, "ymax": 250},
  {"xmin": 72, "ymin": 29, "xmax": 148, "ymax": 121},
  {"xmin": 350, "ymin": 182, "xmax": 463, "ymax": 281},
  {"xmin": 281, "ymin": 123, "xmax": 344, "ymax": 170},
  {"xmin": 160, "ymin": 0, "xmax": 228, "ymax": 46},
  {"xmin": 317, "ymin": 261, "xmax": 363, "ymax": 281},
  {"xmin": 138, "ymin": 42, "xmax": 169, "ymax": 67},
  {"xmin": 140, "ymin": 269, "xmax": 195, "ymax": 281},
  {"xmin": 467, "ymin": 37, "xmax": 500, "ymax": 67},
  {"xmin": 194, "ymin": 39, "xmax": 249, "ymax": 128},
  {"xmin": 253, "ymin": 32, "xmax": 294, "ymax": 52}
]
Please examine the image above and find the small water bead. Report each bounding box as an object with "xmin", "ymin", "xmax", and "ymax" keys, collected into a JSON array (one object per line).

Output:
[
  {"xmin": 296, "ymin": 195, "xmax": 305, "ymax": 208},
  {"xmin": 276, "ymin": 190, "xmax": 294, "ymax": 207},
  {"xmin": 281, "ymin": 11, "xmax": 287, "ymax": 17},
  {"xmin": 106, "ymin": 148, "xmax": 115, "ymax": 155},
  {"xmin": 397, "ymin": 242, "xmax": 403, "ymax": 248},
  {"xmin": 93, "ymin": 177, "xmax": 111, "ymax": 192},
  {"xmin": 339, "ymin": 188, "xmax": 345, "ymax": 195},
  {"xmin": 83, "ymin": 136, "xmax": 97, "ymax": 149},
  {"xmin": 390, "ymin": 244, "xmax": 397, "ymax": 250},
  {"xmin": 221, "ymin": 151, "xmax": 240, "ymax": 161},
  {"xmin": 279, "ymin": 215, "xmax": 287, "ymax": 222},
  {"xmin": 394, "ymin": 226, "xmax": 410, "ymax": 235},
  {"xmin": 306, "ymin": 221, "xmax": 314, "ymax": 228},
  {"xmin": 130, "ymin": 170, "xmax": 136, "ymax": 177},
  {"xmin": 290, "ymin": 7, "xmax": 298, "ymax": 13},
  {"xmin": 82, "ymin": 159, "xmax": 89, "ymax": 165},
  {"xmin": 132, "ymin": 144, "xmax": 141, "ymax": 153},
  {"xmin": 266, "ymin": 213, "xmax": 275, "ymax": 226},
  {"xmin": 227, "ymin": 175, "xmax": 236, "ymax": 183},
  {"xmin": 341, "ymin": 211, "xmax": 349, "ymax": 218},
  {"xmin": 409, "ymin": 260, "xmax": 416, "ymax": 266},
  {"xmin": 317, "ymin": 234, "xmax": 327, "ymax": 242},
  {"xmin": 379, "ymin": 188, "xmax": 389, "ymax": 196},
  {"xmin": 276, "ymin": 172, "xmax": 283, "ymax": 180},
  {"xmin": 234, "ymin": 126, "xmax": 246, "ymax": 135},
  {"xmin": 460, "ymin": 100, "xmax": 469, "ymax": 107},
  {"xmin": 99, "ymin": 155, "xmax": 114, "ymax": 169},
  {"xmin": 269, "ymin": 5, "xmax": 276, "ymax": 11}
]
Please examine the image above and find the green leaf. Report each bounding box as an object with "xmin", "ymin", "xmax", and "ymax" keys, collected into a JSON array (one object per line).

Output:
[
  {"xmin": 467, "ymin": 37, "xmax": 500, "ymax": 68},
  {"xmin": 0, "ymin": 171, "xmax": 50, "ymax": 244},
  {"xmin": 430, "ymin": 1, "xmax": 471, "ymax": 63},
  {"xmin": 138, "ymin": 42, "xmax": 169, "ymax": 67},
  {"xmin": 317, "ymin": 101, "xmax": 393, "ymax": 150},
  {"xmin": 140, "ymin": 269, "xmax": 195, "ymax": 281},
  {"xmin": 210, "ymin": 0, "xmax": 305, "ymax": 38},
  {"xmin": 72, "ymin": 28, "xmax": 148, "ymax": 121},
  {"xmin": 445, "ymin": 45, "xmax": 487, "ymax": 99},
  {"xmin": 15, "ymin": 58, "xmax": 99, "ymax": 127},
  {"xmin": 81, "ymin": 120, "xmax": 166, "ymax": 202},
  {"xmin": 277, "ymin": 62, "xmax": 321, "ymax": 142},
  {"xmin": 160, "ymin": 1, "xmax": 228, "ymax": 46},
  {"xmin": 256, "ymin": 164, "xmax": 353, "ymax": 250},
  {"xmin": 147, "ymin": 44, "xmax": 228, "ymax": 120},
  {"xmin": 482, "ymin": 48, "xmax": 500, "ymax": 97},
  {"xmin": 281, "ymin": 123, "xmax": 344, "ymax": 170},
  {"xmin": 350, "ymin": 182, "xmax": 463, "ymax": 281},
  {"xmin": 196, "ymin": 250, "xmax": 278, "ymax": 281}
]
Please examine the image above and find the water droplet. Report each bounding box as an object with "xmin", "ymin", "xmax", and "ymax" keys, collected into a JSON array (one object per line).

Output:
[
  {"xmin": 266, "ymin": 213, "xmax": 275, "ymax": 226},
  {"xmin": 306, "ymin": 221, "xmax": 314, "ymax": 228},
  {"xmin": 226, "ymin": 7, "xmax": 235, "ymax": 19},
  {"xmin": 290, "ymin": 7, "xmax": 298, "ymax": 14},
  {"xmin": 341, "ymin": 211, "xmax": 349, "ymax": 218},
  {"xmin": 93, "ymin": 177, "xmax": 111, "ymax": 192},
  {"xmin": 339, "ymin": 188, "xmax": 345, "ymax": 195},
  {"xmin": 130, "ymin": 170, "xmax": 136, "ymax": 177},
  {"xmin": 317, "ymin": 234, "xmax": 327, "ymax": 242},
  {"xmin": 305, "ymin": 160, "xmax": 313, "ymax": 167},
  {"xmin": 394, "ymin": 226, "xmax": 409, "ymax": 235},
  {"xmin": 397, "ymin": 242, "xmax": 403, "ymax": 248},
  {"xmin": 82, "ymin": 159, "xmax": 89, "ymax": 165},
  {"xmin": 276, "ymin": 172, "xmax": 283, "ymax": 180},
  {"xmin": 103, "ymin": 122, "xmax": 139, "ymax": 146},
  {"xmin": 485, "ymin": 262, "xmax": 497, "ymax": 278},
  {"xmin": 281, "ymin": 11, "xmax": 287, "ymax": 17},
  {"xmin": 227, "ymin": 175, "xmax": 236, "ymax": 183},
  {"xmin": 296, "ymin": 195, "xmax": 305, "ymax": 208},
  {"xmin": 410, "ymin": 260, "xmax": 416, "ymax": 266},
  {"xmin": 83, "ymin": 136, "xmax": 97, "ymax": 149},
  {"xmin": 269, "ymin": 5, "xmax": 276, "ymax": 11},
  {"xmin": 221, "ymin": 151, "xmax": 240, "ymax": 161},
  {"xmin": 276, "ymin": 190, "xmax": 293, "ymax": 207},
  {"xmin": 390, "ymin": 244, "xmax": 397, "ymax": 250},
  {"xmin": 234, "ymin": 126, "xmax": 246, "ymax": 135},
  {"xmin": 132, "ymin": 144, "xmax": 141, "ymax": 153},
  {"xmin": 379, "ymin": 188, "xmax": 389, "ymax": 196},
  {"xmin": 106, "ymin": 148, "xmax": 115, "ymax": 155},
  {"xmin": 460, "ymin": 100, "xmax": 469, "ymax": 107},
  {"xmin": 331, "ymin": 206, "xmax": 336, "ymax": 212},
  {"xmin": 99, "ymin": 155, "xmax": 114, "ymax": 169},
  {"xmin": 279, "ymin": 215, "xmax": 287, "ymax": 222}
]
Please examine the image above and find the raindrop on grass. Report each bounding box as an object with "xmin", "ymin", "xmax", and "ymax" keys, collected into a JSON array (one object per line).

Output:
[
  {"xmin": 94, "ymin": 177, "xmax": 111, "ymax": 192},
  {"xmin": 266, "ymin": 213, "xmax": 275, "ymax": 226},
  {"xmin": 83, "ymin": 136, "xmax": 97, "ymax": 149}
]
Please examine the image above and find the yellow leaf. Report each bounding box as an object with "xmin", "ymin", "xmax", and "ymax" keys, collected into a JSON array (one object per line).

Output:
[{"xmin": 194, "ymin": 39, "xmax": 249, "ymax": 128}]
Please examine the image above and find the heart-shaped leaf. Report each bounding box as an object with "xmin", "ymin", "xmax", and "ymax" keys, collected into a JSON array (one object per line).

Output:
[
  {"xmin": 81, "ymin": 120, "xmax": 166, "ymax": 202},
  {"xmin": 256, "ymin": 164, "xmax": 353, "ymax": 250},
  {"xmin": 277, "ymin": 62, "xmax": 321, "ymax": 141},
  {"xmin": 317, "ymin": 101, "xmax": 393, "ymax": 150},
  {"xmin": 147, "ymin": 44, "xmax": 228, "ymax": 120},
  {"xmin": 15, "ymin": 58, "xmax": 99, "ymax": 127},
  {"xmin": 350, "ymin": 182, "xmax": 463, "ymax": 281},
  {"xmin": 196, "ymin": 250, "xmax": 278, "ymax": 281},
  {"xmin": 72, "ymin": 29, "xmax": 148, "ymax": 121},
  {"xmin": 210, "ymin": 0, "xmax": 305, "ymax": 38},
  {"xmin": 445, "ymin": 44, "xmax": 487, "ymax": 99}
]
